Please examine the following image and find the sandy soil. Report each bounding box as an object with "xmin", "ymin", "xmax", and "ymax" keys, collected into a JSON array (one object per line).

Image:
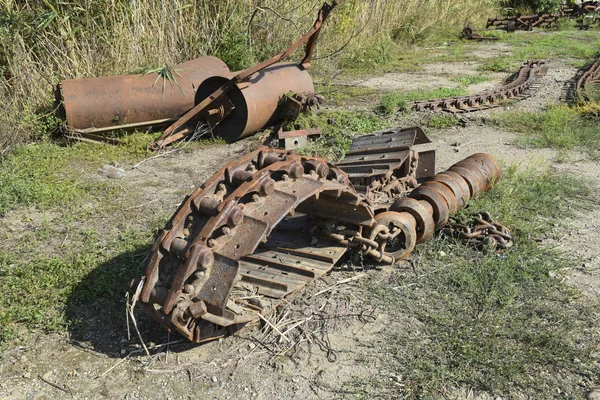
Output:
[{"xmin": 1, "ymin": 38, "xmax": 599, "ymax": 400}]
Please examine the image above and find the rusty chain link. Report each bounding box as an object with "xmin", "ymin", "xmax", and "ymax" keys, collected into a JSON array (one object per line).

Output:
[{"xmin": 441, "ymin": 211, "xmax": 513, "ymax": 251}]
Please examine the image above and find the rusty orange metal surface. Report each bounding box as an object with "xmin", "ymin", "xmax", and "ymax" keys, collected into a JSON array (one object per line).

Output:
[
  {"xmin": 194, "ymin": 63, "xmax": 315, "ymax": 142},
  {"xmin": 134, "ymin": 129, "xmax": 502, "ymax": 343},
  {"xmin": 56, "ymin": 56, "xmax": 230, "ymax": 130}
]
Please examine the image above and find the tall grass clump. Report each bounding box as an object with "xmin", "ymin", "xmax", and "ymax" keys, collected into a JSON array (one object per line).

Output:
[{"xmin": 0, "ymin": 0, "xmax": 497, "ymax": 153}]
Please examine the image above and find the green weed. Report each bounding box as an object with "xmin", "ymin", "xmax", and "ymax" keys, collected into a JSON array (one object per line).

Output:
[
  {"xmin": 284, "ymin": 110, "xmax": 388, "ymax": 161},
  {"xmin": 365, "ymin": 165, "xmax": 599, "ymax": 398},
  {"xmin": 478, "ymin": 58, "xmax": 517, "ymax": 72},
  {"xmin": 450, "ymin": 74, "xmax": 492, "ymax": 86},
  {"xmin": 490, "ymin": 105, "xmax": 600, "ymax": 158},
  {"xmin": 427, "ymin": 114, "xmax": 462, "ymax": 129},
  {"xmin": 314, "ymin": 84, "xmax": 379, "ymax": 106},
  {"xmin": 380, "ymin": 87, "xmax": 468, "ymax": 115},
  {"xmin": 0, "ymin": 229, "xmax": 155, "ymax": 347},
  {"xmin": 0, "ymin": 135, "xmax": 156, "ymax": 215}
]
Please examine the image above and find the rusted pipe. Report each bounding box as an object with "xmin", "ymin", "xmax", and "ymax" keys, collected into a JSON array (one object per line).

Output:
[
  {"xmin": 194, "ymin": 63, "xmax": 315, "ymax": 142},
  {"xmin": 55, "ymin": 56, "xmax": 230, "ymax": 130}
]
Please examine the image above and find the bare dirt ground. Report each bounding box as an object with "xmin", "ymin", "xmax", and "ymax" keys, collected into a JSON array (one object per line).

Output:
[{"xmin": 1, "ymin": 37, "xmax": 599, "ymax": 400}]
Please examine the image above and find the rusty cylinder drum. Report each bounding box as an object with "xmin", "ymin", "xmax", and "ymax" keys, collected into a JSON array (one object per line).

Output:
[
  {"xmin": 195, "ymin": 63, "xmax": 315, "ymax": 143},
  {"xmin": 56, "ymin": 56, "xmax": 230, "ymax": 130}
]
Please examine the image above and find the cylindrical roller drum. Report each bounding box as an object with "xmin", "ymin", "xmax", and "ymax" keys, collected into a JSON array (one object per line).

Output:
[
  {"xmin": 57, "ymin": 56, "xmax": 230, "ymax": 130},
  {"xmin": 195, "ymin": 63, "xmax": 315, "ymax": 143}
]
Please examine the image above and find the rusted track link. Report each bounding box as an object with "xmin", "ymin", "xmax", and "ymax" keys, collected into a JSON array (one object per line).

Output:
[
  {"xmin": 411, "ymin": 60, "xmax": 548, "ymax": 114},
  {"xmin": 576, "ymin": 57, "xmax": 600, "ymax": 102},
  {"xmin": 337, "ymin": 127, "xmax": 435, "ymax": 202},
  {"xmin": 486, "ymin": 14, "xmax": 560, "ymax": 31},
  {"xmin": 135, "ymin": 145, "xmax": 501, "ymax": 343}
]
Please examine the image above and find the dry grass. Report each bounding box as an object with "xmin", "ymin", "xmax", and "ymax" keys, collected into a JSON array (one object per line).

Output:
[{"xmin": 0, "ymin": 0, "xmax": 496, "ymax": 152}]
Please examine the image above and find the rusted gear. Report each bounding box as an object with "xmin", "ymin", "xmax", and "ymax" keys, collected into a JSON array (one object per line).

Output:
[
  {"xmin": 408, "ymin": 186, "xmax": 450, "ymax": 229},
  {"xmin": 431, "ymin": 173, "xmax": 470, "ymax": 208},
  {"xmin": 421, "ymin": 181, "xmax": 460, "ymax": 214},
  {"xmin": 411, "ymin": 61, "xmax": 547, "ymax": 113},
  {"xmin": 448, "ymin": 165, "xmax": 483, "ymax": 198}
]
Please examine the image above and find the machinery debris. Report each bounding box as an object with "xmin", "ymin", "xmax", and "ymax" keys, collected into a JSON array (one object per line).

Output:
[
  {"xmin": 55, "ymin": 57, "xmax": 231, "ymax": 140},
  {"xmin": 133, "ymin": 131, "xmax": 502, "ymax": 343},
  {"xmin": 55, "ymin": 2, "xmax": 338, "ymax": 147},
  {"xmin": 277, "ymin": 128, "xmax": 322, "ymax": 150},
  {"xmin": 149, "ymin": 1, "xmax": 339, "ymax": 150},
  {"xmin": 576, "ymin": 56, "xmax": 600, "ymax": 102},
  {"xmin": 411, "ymin": 60, "xmax": 548, "ymax": 113},
  {"xmin": 461, "ymin": 26, "xmax": 499, "ymax": 41},
  {"xmin": 486, "ymin": 13, "xmax": 561, "ymax": 31}
]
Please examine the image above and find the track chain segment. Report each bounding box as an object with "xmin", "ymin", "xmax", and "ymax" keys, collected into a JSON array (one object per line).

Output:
[{"xmin": 411, "ymin": 60, "xmax": 547, "ymax": 114}]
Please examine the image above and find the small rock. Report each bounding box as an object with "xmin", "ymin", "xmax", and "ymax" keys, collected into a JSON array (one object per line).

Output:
[
  {"xmin": 22, "ymin": 372, "xmax": 31, "ymax": 379},
  {"xmin": 42, "ymin": 371, "xmax": 52, "ymax": 380},
  {"xmin": 120, "ymin": 349, "xmax": 127, "ymax": 355},
  {"xmin": 587, "ymin": 389, "xmax": 600, "ymax": 400},
  {"xmin": 439, "ymin": 251, "xmax": 446, "ymax": 257},
  {"xmin": 212, "ymin": 376, "xmax": 218, "ymax": 383},
  {"xmin": 494, "ymin": 397, "xmax": 503, "ymax": 400}
]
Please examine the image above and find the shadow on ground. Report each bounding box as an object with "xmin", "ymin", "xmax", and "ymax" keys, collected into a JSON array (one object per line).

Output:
[{"xmin": 64, "ymin": 243, "xmax": 199, "ymax": 358}]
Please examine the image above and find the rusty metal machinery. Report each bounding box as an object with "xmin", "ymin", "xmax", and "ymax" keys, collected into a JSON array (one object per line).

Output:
[
  {"xmin": 335, "ymin": 127, "xmax": 435, "ymax": 202},
  {"xmin": 411, "ymin": 60, "xmax": 548, "ymax": 113},
  {"xmin": 150, "ymin": 1, "xmax": 339, "ymax": 150},
  {"xmin": 192, "ymin": 63, "xmax": 316, "ymax": 143},
  {"xmin": 134, "ymin": 133, "xmax": 502, "ymax": 342},
  {"xmin": 576, "ymin": 57, "xmax": 600, "ymax": 102},
  {"xmin": 486, "ymin": 14, "xmax": 561, "ymax": 31},
  {"xmin": 55, "ymin": 57, "xmax": 230, "ymax": 135}
]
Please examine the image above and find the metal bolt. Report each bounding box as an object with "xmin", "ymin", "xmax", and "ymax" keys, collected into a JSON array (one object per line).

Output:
[{"xmin": 183, "ymin": 284, "xmax": 195, "ymax": 294}]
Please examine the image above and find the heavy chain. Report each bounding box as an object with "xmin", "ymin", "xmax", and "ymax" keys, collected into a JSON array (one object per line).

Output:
[
  {"xmin": 441, "ymin": 211, "xmax": 513, "ymax": 251},
  {"xmin": 316, "ymin": 220, "xmax": 396, "ymax": 264}
]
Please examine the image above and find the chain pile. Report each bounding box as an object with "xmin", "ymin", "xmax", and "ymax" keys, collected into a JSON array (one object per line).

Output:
[{"xmin": 442, "ymin": 211, "xmax": 513, "ymax": 251}]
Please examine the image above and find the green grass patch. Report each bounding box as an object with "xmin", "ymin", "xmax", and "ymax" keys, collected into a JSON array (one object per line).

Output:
[
  {"xmin": 482, "ymin": 30, "xmax": 600, "ymax": 62},
  {"xmin": 489, "ymin": 105, "xmax": 600, "ymax": 158},
  {"xmin": 478, "ymin": 57, "xmax": 517, "ymax": 72},
  {"xmin": 508, "ymin": 31, "xmax": 600, "ymax": 61},
  {"xmin": 0, "ymin": 135, "xmax": 156, "ymax": 215},
  {"xmin": 0, "ymin": 228, "xmax": 156, "ymax": 348},
  {"xmin": 426, "ymin": 114, "xmax": 462, "ymax": 129},
  {"xmin": 449, "ymin": 74, "xmax": 492, "ymax": 86},
  {"xmin": 362, "ymin": 165, "xmax": 599, "ymax": 398},
  {"xmin": 313, "ymin": 84, "xmax": 379, "ymax": 106},
  {"xmin": 380, "ymin": 87, "xmax": 468, "ymax": 115},
  {"xmin": 283, "ymin": 110, "xmax": 388, "ymax": 161}
]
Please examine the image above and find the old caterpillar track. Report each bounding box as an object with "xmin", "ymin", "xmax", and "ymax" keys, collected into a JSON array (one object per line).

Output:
[
  {"xmin": 135, "ymin": 134, "xmax": 502, "ymax": 343},
  {"xmin": 486, "ymin": 14, "xmax": 560, "ymax": 31},
  {"xmin": 411, "ymin": 60, "xmax": 548, "ymax": 113},
  {"xmin": 576, "ymin": 57, "xmax": 600, "ymax": 102}
]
